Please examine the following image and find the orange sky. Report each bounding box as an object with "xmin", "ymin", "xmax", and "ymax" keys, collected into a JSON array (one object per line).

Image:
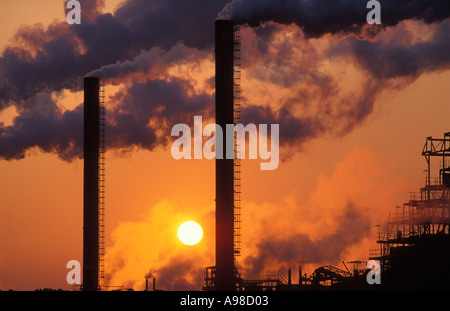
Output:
[{"xmin": 0, "ymin": 1, "xmax": 449, "ymax": 291}]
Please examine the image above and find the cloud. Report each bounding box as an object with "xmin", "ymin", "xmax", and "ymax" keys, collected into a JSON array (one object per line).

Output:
[
  {"xmin": 237, "ymin": 18, "xmax": 450, "ymax": 160},
  {"xmin": 0, "ymin": 93, "xmax": 83, "ymax": 161},
  {"xmin": 0, "ymin": 0, "xmax": 227, "ymax": 111},
  {"xmin": 237, "ymin": 25, "xmax": 384, "ymax": 158},
  {"xmin": 84, "ymin": 43, "xmax": 211, "ymax": 84},
  {"xmin": 0, "ymin": 76, "xmax": 213, "ymax": 161},
  {"xmin": 219, "ymin": 0, "xmax": 450, "ymax": 38},
  {"xmin": 0, "ymin": 0, "xmax": 221, "ymax": 160},
  {"xmin": 330, "ymin": 19, "xmax": 450, "ymax": 80},
  {"xmin": 76, "ymin": 0, "xmax": 106, "ymax": 22},
  {"xmin": 0, "ymin": 0, "xmax": 449, "ymax": 163}
]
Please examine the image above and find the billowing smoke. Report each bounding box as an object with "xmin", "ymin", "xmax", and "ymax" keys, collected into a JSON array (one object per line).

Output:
[
  {"xmin": 0, "ymin": 0, "xmax": 227, "ymax": 160},
  {"xmin": 330, "ymin": 20, "xmax": 450, "ymax": 80},
  {"xmin": 219, "ymin": 0, "xmax": 450, "ymax": 38},
  {"xmin": 0, "ymin": 76, "xmax": 213, "ymax": 161},
  {"xmin": 154, "ymin": 256, "xmax": 206, "ymax": 290},
  {"xmin": 84, "ymin": 44, "xmax": 210, "ymax": 82},
  {"xmin": 105, "ymin": 76, "xmax": 214, "ymax": 152},
  {"xmin": 0, "ymin": 93, "xmax": 83, "ymax": 161},
  {"xmin": 244, "ymin": 202, "xmax": 372, "ymax": 276},
  {"xmin": 0, "ymin": 0, "xmax": 228, "ymax": 110},
  {"xmin": 1, "ymin": 0, "xmax": 450, "ymax": 161},
  {"xmin": 238, "ymin": 147, "xmax": 409, "ymax": 278}
]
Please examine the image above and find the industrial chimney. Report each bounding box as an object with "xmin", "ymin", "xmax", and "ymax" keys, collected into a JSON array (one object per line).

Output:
[
  {"xmin": 215, "ymin": 19, "xmax": 236, "ymax": 291},
  {"xmin": 83, "ymin": 77, "xmax": 104, "ymax": 291}
]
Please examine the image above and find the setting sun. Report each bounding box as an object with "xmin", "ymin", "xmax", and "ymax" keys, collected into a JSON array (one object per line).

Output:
[{"xmin": 177, "ymin": 221, "xmax": 203, "ymax": 245}]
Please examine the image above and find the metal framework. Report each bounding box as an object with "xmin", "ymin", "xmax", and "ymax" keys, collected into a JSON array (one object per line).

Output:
[
  {"xmin": 82, "ymin": 77, "xmax": 106, "ymax": 291},
  {"xmin": 370, "ymin": 133, "xmax": 450, "ymax": 272},
  {"xmin": 99, "ymin": 82, "xmax": 106, "ymax": 288},
  {"xmin": 233, "ymin": 24, "xmax": 242, "ymax": 260}
]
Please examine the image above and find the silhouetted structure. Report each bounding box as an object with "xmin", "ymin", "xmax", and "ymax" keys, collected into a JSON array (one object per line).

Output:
[
  {"xmin": 214, "ymin": 19, "xmax": 236, "ymax": 291},
  {"xmin": 83, "ymin": 77, "xmax": 106, "ymax": 291},
  {"xmin": 369, "ymin": 132, "xmax": 450, "ymax": 290},
  {"xmin": 204, "ymin": 132, "xmax": 450, "ymax": 291}
]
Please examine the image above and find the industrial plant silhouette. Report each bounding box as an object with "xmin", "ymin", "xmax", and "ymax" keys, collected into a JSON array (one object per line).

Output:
[{"xmin": 80, "ymin": 20, "xmax": 450, "ymax": 292}]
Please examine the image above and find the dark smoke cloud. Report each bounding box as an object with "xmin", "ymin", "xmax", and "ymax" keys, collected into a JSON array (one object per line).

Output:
[
  {"xmin": 1, "ymin": 0, "xmax": 450, "ymax": 162},
  {"xmin": 85, "ymin": 43, "xmax": 210, "ymax": 82},
  {"xmin": 219, "ymin": 0, "xmax": 450, "ymax": 38},
  {"xmin": 0, "ymin": 93, "xmax": 83, "ymax": 161},
  {"xmin": 0, "ymin": 0, "xmax": 108, "ymax": 111},
  {"xmin": 113, "ymin": 0, "xmax": 229, "ymax": 50},
  {"xmin": 243, "ymin": 93, "xmax": 377, "ymax": 151},
  {"xmin": 105, "ymin": 77, "xmax": 213, "ymax": 152},
  {"xmin": 239, "ymin": 16, "xmax": 450, "ymax": 155},
  {"xmin": 0, "ymin": 77, "xmax": 213, "ymax": 161},
  {"xmin": 238, "ymin": 27, "xmax": 385, "ymax": 155},
  {"xmin": 244, "ymin": 202, "xmax": 372, "ymax": 276},
  {"xmin": 0, "ymin": 0, "xmax": 224, "ymax": 160},
  {"xmin": 0, "ymin": 0, "xmax": 227, "ymax": 111},
  {"xmin": 76, "ymin": 0, "xmax": 105, "ymax": 22},
  {"xmin": 330, "ymin": 20, "xmax": 450, "ymax": 80}
]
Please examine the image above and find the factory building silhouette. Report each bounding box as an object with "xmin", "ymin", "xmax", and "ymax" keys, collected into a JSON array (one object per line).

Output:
[{"xmin": 81, "ymin": 20, "xmax": 450, "ymax": 291}]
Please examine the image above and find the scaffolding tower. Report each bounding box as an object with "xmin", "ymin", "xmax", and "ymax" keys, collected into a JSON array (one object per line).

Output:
[
  {"xmin": 98, "ymin": 82, "xmax": 106, "ymax": 288},
  {"xmin": 369, "ymin": 132, "xmax": 450, "ymax": 288},
  {"xmin": 233, "ymin": 24, "xmax": 242, "ymax": 261}
]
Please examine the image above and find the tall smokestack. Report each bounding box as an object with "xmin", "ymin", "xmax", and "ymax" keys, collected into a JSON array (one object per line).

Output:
[
  {"xmin": 215, "ymin": 19, "xmax": 235, "ymax": 291},
  {"xmin": 83, "ymin": 77, "xmax": 100, "ymax": 291}
]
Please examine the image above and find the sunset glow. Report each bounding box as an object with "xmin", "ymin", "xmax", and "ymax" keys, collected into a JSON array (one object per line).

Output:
[{"xmin": 0, "ymin": 0, "xmax": 449, "ymax": 294}]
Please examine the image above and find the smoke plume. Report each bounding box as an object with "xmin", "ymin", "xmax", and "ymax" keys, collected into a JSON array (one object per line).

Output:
[
  {"xmin": 1, "ymin": 0, "xmax": 450, "ymax": 161},
  {"xmin": 244, "ymin": 202, "xmax": 372, "ymax": 276},
  {"xmin": 219, "ymin": 0, "xmax": 450, "ymax": 38},
  {"xmin": 238, "ymin": 147, "xmax": 409, "ymax": 277}
]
